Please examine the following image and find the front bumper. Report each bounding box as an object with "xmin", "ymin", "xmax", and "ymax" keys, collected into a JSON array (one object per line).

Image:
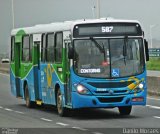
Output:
[{"xmin": 72, "ymin": 89, "xmax": 146, "ymax": 109}]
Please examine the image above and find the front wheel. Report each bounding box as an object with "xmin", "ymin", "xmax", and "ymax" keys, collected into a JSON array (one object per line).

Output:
[
  {"xmin": 118, "ymin": 106, "xmax": 132, "ymax": 115},
  {"xmin": 57, "ymin": 89, "xmax": 68, "ymax": 117}
]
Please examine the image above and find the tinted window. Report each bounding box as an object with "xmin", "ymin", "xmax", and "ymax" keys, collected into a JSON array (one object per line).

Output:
[
  {"xmin": 30, "ymin": 35, "xmax": 33, "ymax": 61},
  {"xmin": 46, "ymin": 33, "xmax": 54, "ymax": 62},
  {"xmin": 55, "ymin": 32, "xmax": 63, "ymax": 62},
  {"xmin": 41, "ymin": 34, "xmax": 46, "ymax": 62},
  {"xmin": 22, "ymin": 35, "xmax": 30, "ymax": 62},
  {"xmin": 11, "ymin": 36, "xmax": 15, "ymax": 61}
]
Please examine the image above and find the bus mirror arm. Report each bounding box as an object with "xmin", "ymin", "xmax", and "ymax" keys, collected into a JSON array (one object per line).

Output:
[{"xmin": 144, "ymin": 39, "xmax": 149, "ymax": 61}]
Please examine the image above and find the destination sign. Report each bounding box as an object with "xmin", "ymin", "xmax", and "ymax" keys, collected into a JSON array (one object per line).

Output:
[{"xmin": 73, "ymin": 23, "xmax": 143, "ymax": 37}]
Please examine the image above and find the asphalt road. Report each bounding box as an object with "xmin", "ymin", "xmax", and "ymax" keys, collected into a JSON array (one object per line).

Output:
[
  {"xmin": 0, "ymin": 72, "xmax": 160, "ymax": 134},
  {"xmin": 147, "ymin": 70, "xmax": 160, "ymax": 77}
]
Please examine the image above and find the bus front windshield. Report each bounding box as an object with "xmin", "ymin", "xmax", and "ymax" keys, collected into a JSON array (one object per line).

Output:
[{"xmin": 73, "ymin": 38, "xmax": 144, "ymax": 78}]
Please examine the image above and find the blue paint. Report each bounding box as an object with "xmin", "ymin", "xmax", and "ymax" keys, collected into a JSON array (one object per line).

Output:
[
  {"xmin": 112, "ymin": 68, "xmax": 120, "ymax": 77},
  {"xmin": 10, "ymin": 64, "xmax": 147, "ymax": 109}
]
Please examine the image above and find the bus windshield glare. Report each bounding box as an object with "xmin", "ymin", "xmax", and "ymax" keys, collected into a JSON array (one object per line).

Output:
[{"xmin": 73, "ymin": 38, "xmax": 144, "ymax": 78}]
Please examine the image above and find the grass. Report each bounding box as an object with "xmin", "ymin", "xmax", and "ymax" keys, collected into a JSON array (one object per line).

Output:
[{"xmin": 147, "ymin": 57, "xmax": 160, "ymax": 71}]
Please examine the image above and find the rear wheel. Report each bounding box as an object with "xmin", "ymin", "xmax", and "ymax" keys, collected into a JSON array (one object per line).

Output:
[
  {"xmin": 57, "ymin": 89, "xmax": 67, "ymax": 116},
  {"xmin": 118, "ymin": 106, "xmax": 132, "ymax": 115},
  {"xmin": 25, "ymin": 85, "xmax": 34, "ymax": 108}
]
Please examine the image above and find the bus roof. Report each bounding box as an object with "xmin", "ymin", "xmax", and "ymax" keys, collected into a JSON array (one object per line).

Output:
[{"xmin": 11, "ymin": 18, "xmax": 141, "ymax": 35}]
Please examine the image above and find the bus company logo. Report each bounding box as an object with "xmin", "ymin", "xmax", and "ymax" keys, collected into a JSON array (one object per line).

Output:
[
  {"xmin": 96, "ymin": 88, "xmax": 107, "ymax": 92},
  {"xmin": 108, "ymin": 89, "xmax": 114, "ymax": 95},
  {"xmin": 44, "ymin": 64, "xmax": 54, "ymax": 88},
  {"xmin": 96, "ymin": 88, "xmax": 114, "ymax": 95}
]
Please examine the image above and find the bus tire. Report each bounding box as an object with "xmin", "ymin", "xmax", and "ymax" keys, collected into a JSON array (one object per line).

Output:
[
  {"xmin": 25, "ymin": 85, "xmax": 34, "ymax": 108},
  {"xmin": 118, "ymin": 106, "xmax": 132, "ymax": 115},
  {"xmin": 57, "ymin": 89, "xmax": 67, "ymax": 117}
]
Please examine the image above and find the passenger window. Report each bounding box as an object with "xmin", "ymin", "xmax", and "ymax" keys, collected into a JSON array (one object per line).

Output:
[
  {"xmin": 55, "ymin": 32, "xmax": 63, "ymax": 62},
  {"xmin": 22, "ymin": 35, "xmax": 30, "ymax": 62},
  {"xmin": 11, "ymin": 36, "xmax": 15, "ymax": 62},
  {"xmin": 41, "ymin": 34, "xmax": 46, "ymax": 62},
  {"xmin": 29, "ymin": 35, "xmax": 33, "ymax": 61},
  {"xmin": 46, "ymin": 33, "xmax": 54, "ymax": 62}
]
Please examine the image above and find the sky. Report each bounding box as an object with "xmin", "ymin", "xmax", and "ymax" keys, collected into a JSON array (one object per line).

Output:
[{"xmin": 0, "ymin": 0, "xmax": 160, "ymax": 54}]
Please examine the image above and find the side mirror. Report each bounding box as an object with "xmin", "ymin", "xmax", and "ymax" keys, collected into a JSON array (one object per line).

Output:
[
  {"xmin": 68, "ymin": 44, "xmax": 74, "ymax": 59},
  {"xmin": 144, "ymin": 39, "xmax": 149, "ymax": 61}
]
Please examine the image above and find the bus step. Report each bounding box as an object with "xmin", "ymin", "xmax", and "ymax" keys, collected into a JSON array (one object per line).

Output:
[
  {"xmin": 16, "ymin": 96, "xmax": 23, "ymax": 99},
  {"xmin": 65, "ymin": 104, "xmax": 72, "ymax": 109},
  {"xmin": 36, "ymin": 100, "xmax": 42, "ymax": 105}
]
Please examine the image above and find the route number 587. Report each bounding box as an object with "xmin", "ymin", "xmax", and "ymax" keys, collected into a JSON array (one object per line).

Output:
[{"xmin": 101, "ymin": 26, "xmax": 113, "ymax": 33}]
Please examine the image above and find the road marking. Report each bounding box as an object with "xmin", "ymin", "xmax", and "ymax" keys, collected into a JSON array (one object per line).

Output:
[
  {"xmin": 147, "ymin": 97, "xmax": 160, "ymax": 101},
  {"xmin": 14, "ymin": 111, "xmax": 24, "ymax": 114},
  {"xmin": 4, "ymin": 108, "xmax": 13, "ymax": 111},
  {"xmin": 56, "ymin": 122, "xmax": 69, "ymax": 126},
  {"xmin": 40, "ymin": 118, "xmax": 52, "ymax": 122},
  {"xmin": 72, "ymin": 127, "xmax": 88, "ymax": 131},
  {"xmin": 92, "ymin": 132, "xmax": 104, "ymax": 134},
  {"xmin": 146, "ymin": 105, "xmax": 160, "ymax": 110},
  {"xmin": 154, "ymin": 116, "xmax": 160, "ymax": 119},
  {"xmin": 0, "ymin": 106, "xmax": 24, "ymax": 114},
  {"xmin": 0, "ymin": 73, "xmax": 9, "ymax": 77}
]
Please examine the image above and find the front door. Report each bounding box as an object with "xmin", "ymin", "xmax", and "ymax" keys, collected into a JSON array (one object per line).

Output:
[
  {"xmin": 33, "ymin": 34, "xmax": 41, "ymax": 100},
  {"xmin": 65, "ymin": 40, "xmax": 72, "ymax": 105}
]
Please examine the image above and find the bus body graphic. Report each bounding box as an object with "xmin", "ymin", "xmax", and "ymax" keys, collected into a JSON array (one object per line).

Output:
[{"xmin": 10, "ymin": 18, "xmax": 149, "ymax": 116}]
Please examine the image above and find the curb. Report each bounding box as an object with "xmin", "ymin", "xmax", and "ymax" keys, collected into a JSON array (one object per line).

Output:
[{"xmin": 148, "ymin": 91, "xmax": 160, "ymax": 96}]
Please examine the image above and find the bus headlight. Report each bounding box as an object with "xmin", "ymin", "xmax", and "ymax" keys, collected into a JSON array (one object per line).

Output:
[
  {"xmin": 76, "ymin": 84, "xmax": 91, "ymax": 95},
  {"xmin": 138, "ymin": 83, "xmax": 144, "ymax": 89}
]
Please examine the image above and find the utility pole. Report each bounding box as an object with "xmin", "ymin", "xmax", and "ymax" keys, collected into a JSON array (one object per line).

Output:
[
  {"xmin": 96, "ymin": 0, "xmax": 100, "ymax": 19},
  {"xmin": 92, "ymin": 6, "xmax": 96, "ymax": 19},
  {"xmin": 11, "ymin": 0, "xmax": 15, "ymax": 29}
]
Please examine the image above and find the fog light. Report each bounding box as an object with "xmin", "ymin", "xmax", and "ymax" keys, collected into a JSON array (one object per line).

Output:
[
  {"xmin": 132, "ymin": 97, "xmax": 144, "ymax": 102},
  {"xmin": 138, "ymin": 83, "xmax": 144, "ymax": 89}
]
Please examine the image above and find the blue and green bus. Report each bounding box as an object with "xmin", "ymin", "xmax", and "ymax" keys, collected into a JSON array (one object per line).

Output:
[{"xmin": 10, "ymin": 19, "xmax": 149, "ymax": 116}]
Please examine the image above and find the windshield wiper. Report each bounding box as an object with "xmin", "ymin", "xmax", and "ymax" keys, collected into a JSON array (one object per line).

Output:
[
  {"xmin": 90, "ymin": 37, "xmax": 106, "ymax": 61},
  {"xmin": 123, "ymin": 36, "xmax": 128, "ymax": 65}
]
